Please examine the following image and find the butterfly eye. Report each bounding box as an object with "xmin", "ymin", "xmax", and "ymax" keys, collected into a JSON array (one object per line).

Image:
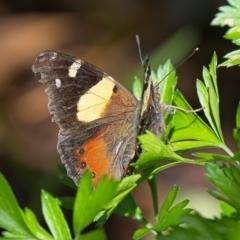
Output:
[{"xmin": 91, "ymin": 172, "xmax": 96, "ymax": 178}]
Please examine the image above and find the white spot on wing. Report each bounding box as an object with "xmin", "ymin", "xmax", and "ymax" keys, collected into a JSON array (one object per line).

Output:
[
  {"xmin": 68, "ymin": 60, "xmax": 81, "ymax": 78},
  {"xmin": 55, "ymin": 78, "xmax": 61, "ymax": 88}
]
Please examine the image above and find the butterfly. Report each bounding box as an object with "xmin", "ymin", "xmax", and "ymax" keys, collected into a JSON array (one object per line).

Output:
[{"xmin": 32, "ymin": 51, "xmax": 163, "ymax": 186}]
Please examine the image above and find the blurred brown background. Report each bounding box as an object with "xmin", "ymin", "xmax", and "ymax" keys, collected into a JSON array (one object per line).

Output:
[{"xmin": 0, "ymin": 0, "xmax": 239, "ymax": 239}]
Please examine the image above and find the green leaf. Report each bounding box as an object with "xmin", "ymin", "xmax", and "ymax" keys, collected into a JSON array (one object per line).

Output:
[
  {"xmin": 0, "ymin": 173, "xmax": 33, "ymax": 238},
  {"xmin": 132, "ymin": 76, "xmax": 143, "ymax": 100},
  {"xmin": 236, "ymin": 102, "xmax": 240, "ymax": 129},
  {"xmin": 152, "ymin": 60, "xmax": 178, "ymax": 134},
  {"xmin": 57, "ymin": 163, "xmax": 67, "ymax": 174},
  {"xmin": 179, "ymin": 213, "xmax": 222, "ymax": 240},
  {"xmin": 157, "ymin": 186, "xmax": 178, "ymax": 222},
  {"xmin": 58, "ymin": 196, "xmax": 74, "ymax": 210},
  {"xmin": 0, "ymin": 235, "xmax": 36, "ymax": 240},
  {"xmin": 57, "ymin": 164, "xmax": 77, "ymax": 189},
  {"xmin": 159, "ymin": 213, "xmax": 240, "ymax": 240},
  {"xmin": 113, "ymin": 194, "xmax": 149, "ymax": 227},
  {"xmin": 209, "ymin": 52, "xmax": 217, "ymax": 88},
  {"xmin": 113, "ymin": 194, "xmax": 142, "ymax": 219},
  {"xmin": 211, "ymin": 1, "xmax": 240, "ymax": 31},
  {"xmin": 41, "ymin": 190, "xmax": 71, "ymax": 240},
  {"xmin": 135, "ymin": 131, "xmax": 185, "ymax": 169},
  {"xmin": 157, "ymin": 227, "xmax": 198, "ymax": 240},
  {"xmin": 0, "ymin": 231, "xmax": 33, "ymax": 240},
  {"xmin": 133, "ymin": 59, "xmax": 177, "ymax": 112},
  {"xmin": 219, "ymin": 49, "xmax": 240, "ymax": 67},
  {"xmin": 75, "ymin": 229, "xmax": 106, "ymax": 240},
  {"xmin": 220, "ymin": 201, "xmax": 237, "ymax": 217},
  {"xmin": 233, "ymin": 103, "xmax": 240, "ymax": 151},
  {"xmin": 96, "ymin": 174, "xmax": 142, "ymax": 227},
  {"xmin": 169, "ymin": 90, "xmax": 222, "ymax": 151},
  {"xmin": 58, "ymin": 174, "xmax": 77, "ymax": 190},
  {"xmin": 225, "ymin": 26, "xmax": 240, "ymax": 41},
  {"xmin": 23, "ymin": 208, "xmax": 53, "ymax": 240},
  {"xmin": 157, "ymin": 60, "xmax": 177, "ymax": 105},
  {"xmin": 197, "ymin": 53, "xmax": 223, "ymax": 142},
  {"xmin": 155, "ymin": 186, "xmax": 191, "ymax": 232},
  {"xmin": 206, "ymin": 163, "xmax": 240, "ymax": 212},
  {"xmin": 73, "ymin": 171, "xmax": 118, "ymax": 236},
  {"xmin": 211, "ymin": 1, "xmax": 240, "ymax": 67},
  {"xmin": 133, "ymin": 228, "xmax": 151, "ymax": 240},
  {"xmin": 233, "ymin": 38, "xmax": 240, "ymax": 46},
  {"xmin": 192, "ymin": 152, "xmax": 230, "ymax": 161}
]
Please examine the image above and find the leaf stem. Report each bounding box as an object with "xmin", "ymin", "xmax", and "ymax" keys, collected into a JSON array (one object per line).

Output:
[
  {"xmin": 221, "ymin": 144, "xmax": 234, "ymax": 157},
  {"xmin": 138, "ymin": 217, "xmax": 153, "ymax": 229},
  {"xmin": 181, "ymin": 159, "xmax": 206, "ymax": 165}
]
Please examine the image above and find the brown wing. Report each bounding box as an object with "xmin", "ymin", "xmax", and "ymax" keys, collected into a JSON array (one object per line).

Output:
[{"xmin": 33, "ymin": 51, "xmax": 140, "ymax": 185}]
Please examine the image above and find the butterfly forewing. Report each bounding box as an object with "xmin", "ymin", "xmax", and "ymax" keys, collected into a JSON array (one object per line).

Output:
[{"xmin": 33, "ymin": 51, "xmax": 140, "ymax": 185}]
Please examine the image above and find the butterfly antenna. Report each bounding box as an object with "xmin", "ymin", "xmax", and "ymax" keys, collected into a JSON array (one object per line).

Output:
[
  {"xmin": 136, "ymin": 35, "xmax": 144, "ymax": 66},
  {"xmin": 157, "ymin": 47, "xmax": 199, "ymax": 86}
]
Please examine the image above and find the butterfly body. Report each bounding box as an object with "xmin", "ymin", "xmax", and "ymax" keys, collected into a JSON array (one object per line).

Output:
[{"xmin": 33, "ymin": 51, "xmax": 163, "ymax": 185}]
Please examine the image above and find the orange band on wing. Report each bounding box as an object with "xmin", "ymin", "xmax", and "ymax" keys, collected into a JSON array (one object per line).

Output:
[{"xmin": 73, "ymin": 130, "xmax": 111, "ymax": 185}]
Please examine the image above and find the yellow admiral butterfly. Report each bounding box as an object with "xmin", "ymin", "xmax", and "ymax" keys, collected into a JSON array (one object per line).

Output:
[{"xmin": 32, "ymin": 51, "xmax": 163, "ymax": 185}]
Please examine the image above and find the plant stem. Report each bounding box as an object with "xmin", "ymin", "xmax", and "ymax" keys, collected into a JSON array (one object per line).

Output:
[
  {"xmin": 221, "ymin": 144, "xmax": 234, "ymax": 157},
  {"xmin": 182, "ymin": 159, "xmax": 207, "ymax": 165},
  {"xmin": 148, "ymin": 174, "xmax": 159, "ymax": 217}
]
